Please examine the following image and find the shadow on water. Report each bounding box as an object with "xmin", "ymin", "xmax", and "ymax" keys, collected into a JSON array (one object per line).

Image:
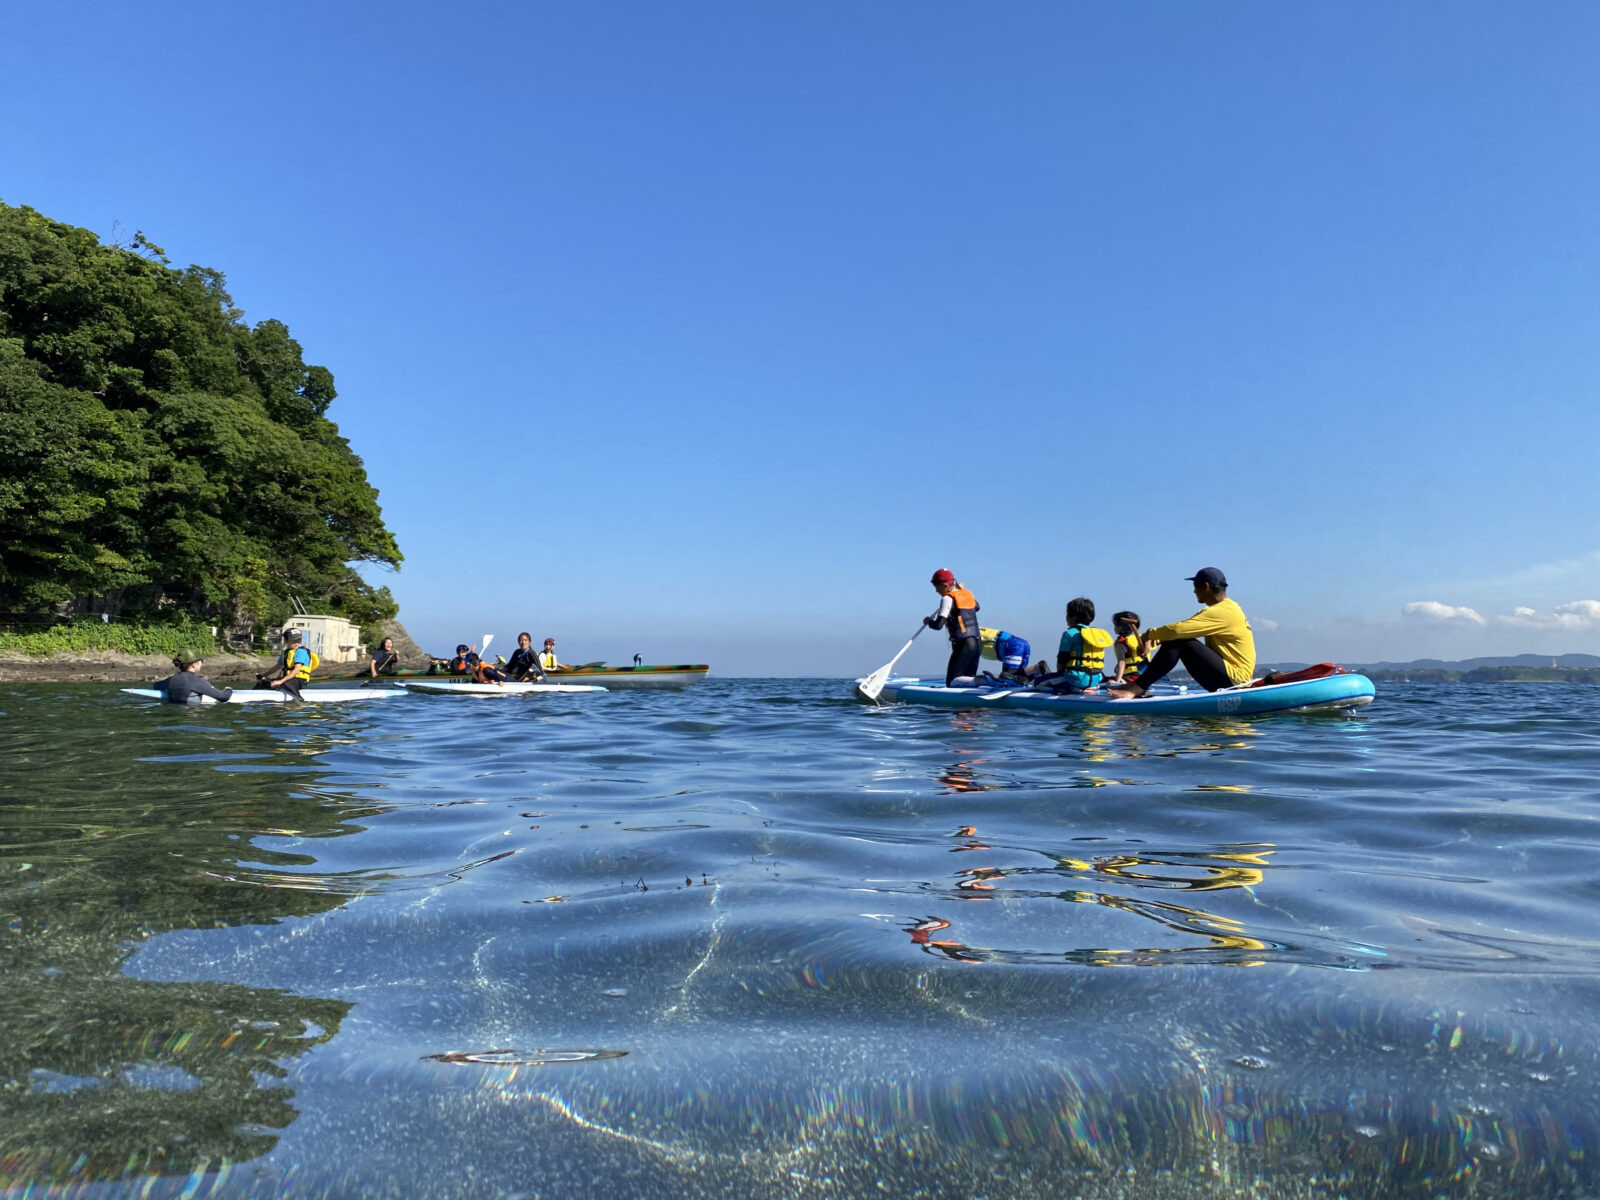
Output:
[{"xmin": 0, "ymin": 687, "xmax": 360, "ymax": 1188}]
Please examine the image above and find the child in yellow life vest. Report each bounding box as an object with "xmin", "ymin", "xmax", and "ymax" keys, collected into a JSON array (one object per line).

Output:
[
  {"xmin": 1110, "ymin": 611, "xmax": 1148, "ymax": 684},
  {"xmin": 258, "ymin": 628, "xmax": 318, "ymax": 700},
  {"xmin": 1034, "ymin": 597, "xmax": 1114, "ymax": 692}
]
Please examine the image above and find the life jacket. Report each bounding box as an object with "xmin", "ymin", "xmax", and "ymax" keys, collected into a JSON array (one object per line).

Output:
[
  {"xmin": 1117, "ymin": 633, "xmax": 1147, "ymax": 674},
  {"xmin": 1062, "ymin": 626, "xmax": 1114, "ymax": 675},
  {"xmin": 449, "ymin": 654, "xmax": 476, "ymax": 675},
  {"xmin": 538, "ymin": 651, "xmax": 559, "ymax": 670},
  {"xmin": 943, "ymin": 587, "xmax": 980, "ymax": 642},
  {"xmin": 280, "ymin": 646, "xmax": 319, "ymax": 681},
  {"xmin": 979, "ymin": 628, "xmax": 1000, "ymax": 660}
]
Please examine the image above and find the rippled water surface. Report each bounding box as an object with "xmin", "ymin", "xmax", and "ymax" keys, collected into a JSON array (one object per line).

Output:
[{"xmin": 3, "ymin": 679, "xmax": 1599, "ymax": 1198}]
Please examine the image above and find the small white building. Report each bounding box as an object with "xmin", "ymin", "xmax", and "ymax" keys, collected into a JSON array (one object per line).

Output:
[{"xmin": 282, "ymin": 614, "xmax": 364, "ymax": 663}]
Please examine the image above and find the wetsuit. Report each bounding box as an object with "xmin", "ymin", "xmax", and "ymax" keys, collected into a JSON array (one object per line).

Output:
[
  {"xmin": 370, "ymin": 648, "xmax": 399, "ymax": 675},
  {"xmin": 926, "ymin": 587, "xmax": 982, "ymax": 686},
  {"xmin": 505, "ymin": 648, "xmax": 543, "ymax": 681},
  {"xmin": 158, "ymin": 671, "xmax": 234, "ymax": 704}
]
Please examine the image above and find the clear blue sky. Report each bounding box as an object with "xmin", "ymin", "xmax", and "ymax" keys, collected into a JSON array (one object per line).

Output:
[{"xmin": 4, "ymin": 2, "xmax": 1598, "ymax": 673}]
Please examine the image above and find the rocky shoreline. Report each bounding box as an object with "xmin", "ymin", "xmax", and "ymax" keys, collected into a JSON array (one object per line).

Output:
[
  {"xmin": 0, "ymin": 619, "xmax": 436, "ymax": 684},
  {"xmin": 0, "ymin": 650, "xmax": 278, "ymax": 684}
]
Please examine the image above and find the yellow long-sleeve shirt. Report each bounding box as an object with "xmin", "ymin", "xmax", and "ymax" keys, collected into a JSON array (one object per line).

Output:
[{"xmin": 1148, "ymin": 597, "xmax": 1256, "ymax": 684}]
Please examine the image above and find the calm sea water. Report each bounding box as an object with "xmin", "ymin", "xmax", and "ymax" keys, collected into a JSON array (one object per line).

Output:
[{"xmin": 2, "ymin": 679, "xmax": 1599, "ymax": 1199}]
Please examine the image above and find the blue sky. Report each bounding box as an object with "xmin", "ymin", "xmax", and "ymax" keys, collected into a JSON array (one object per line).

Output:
[{"xmin": 4, "ymin": 2, "xmax": 1598, "ymax": 674}]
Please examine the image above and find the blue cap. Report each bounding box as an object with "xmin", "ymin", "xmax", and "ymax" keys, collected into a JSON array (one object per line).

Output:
[{"xmin": 1185, "ymin": 567, "xmax": 1227, "ymax": 588}]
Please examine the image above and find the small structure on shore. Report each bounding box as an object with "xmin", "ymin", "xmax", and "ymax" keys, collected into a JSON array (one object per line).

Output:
[{"xmin": 282, "ymin": 614, "xmax": 364, "ymax": 663}]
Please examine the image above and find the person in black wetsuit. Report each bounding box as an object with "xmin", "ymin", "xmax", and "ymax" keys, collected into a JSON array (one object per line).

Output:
[
  {"xmin": 157, "ymin": 650, "xmax": 234, "ymax": 704},
  {"xmin": 505, "ymin": 632, "xmax": 545, "ymax": 682},
  {"xmin": 369, "ymin": 636, "xmax": 400, "ymax": 676}
]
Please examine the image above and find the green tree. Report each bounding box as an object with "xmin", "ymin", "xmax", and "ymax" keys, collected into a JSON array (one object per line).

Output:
[{"xmin": 0, "ymin": 200, "xmax": 400, "ymax": 631}]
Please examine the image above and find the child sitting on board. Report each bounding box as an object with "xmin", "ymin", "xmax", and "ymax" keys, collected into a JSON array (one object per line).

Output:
[
  {"xmin": 1109, "ymin": 611, "xmax": 1148, "ymax": 684},
  {"xmin": 1031, "ymin": 598, "xmax": 1114, "ymax": 692}
]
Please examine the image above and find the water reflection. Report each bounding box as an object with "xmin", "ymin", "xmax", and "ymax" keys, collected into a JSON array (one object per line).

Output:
[{"xmin": 0, "ymin": 692, "xmax": 363, "ymax": 1187}]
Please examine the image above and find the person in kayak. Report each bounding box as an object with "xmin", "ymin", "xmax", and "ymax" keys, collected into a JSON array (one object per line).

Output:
[
  {"xmin": 505, "ymin": 632, "xmax": 545, "ymax": 682},
  {"xmin": 448, "ymin": 644, "xmax": 479, "ymax": 675},
  {"xmin": 1109, "ymin": 612, "xmax": 1148, "ymax": 684},
  {"xmin": 538, "ymin": 638, "xmax": 563, "ymax": 672},
  {"xmin": 369, "ymin": 636, "xmax": 399, "ymax": 677},
  {"xmin": 472, "ymin": 657, "xmax": 509, "ymax": 685},
  {"xmin": 157, "ymin": 649, "xmax": 234, "ymax": 704},
  {"xmin": 924, "ymin": 569, "xmax": 983, "ymax": 686},
  {"xmin": 1030, "ymin": 598, "xmax": 1114, "ymax": 692},
  {"xmin": 258, "ymin": 629, "xmax": 314, "ymax": 700},
  {"xmin": 1108, "ymin": 567, "xmax": 1256, "ymax": 698}
]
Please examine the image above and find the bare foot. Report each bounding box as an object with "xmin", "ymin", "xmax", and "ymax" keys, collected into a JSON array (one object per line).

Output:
[{"xmin": 1105, "ymin": 684, "xmax": 1146, "ymax": 700}]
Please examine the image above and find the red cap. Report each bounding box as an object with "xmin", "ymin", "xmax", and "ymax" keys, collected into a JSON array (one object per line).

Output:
[{"xmin": 931, "ymin": 569, "xmax": 955, "ymax": 586}]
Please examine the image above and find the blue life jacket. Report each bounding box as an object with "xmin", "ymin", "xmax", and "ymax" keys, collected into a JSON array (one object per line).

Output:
[{"xmin": 994, "ymin": 632, "xmax": 1030, "ymax": 670}]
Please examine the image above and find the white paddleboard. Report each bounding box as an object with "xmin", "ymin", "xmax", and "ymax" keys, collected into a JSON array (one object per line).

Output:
[
  {"xmin": 398, "ymin": 680, "xmax": 606, "ymax": 696},
  {"xmin": 121, "ymin": 687, "xmax": 396, "ymax": 705}
]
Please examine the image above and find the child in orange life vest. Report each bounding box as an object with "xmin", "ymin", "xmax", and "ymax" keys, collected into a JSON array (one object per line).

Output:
[
  {"xmin": 1110, "ymin": 611, "xmax": 1148, "ymax": 684},
  {"xmin": 923, "ymin": 569, "xmax": 983, "ymax": 686}
]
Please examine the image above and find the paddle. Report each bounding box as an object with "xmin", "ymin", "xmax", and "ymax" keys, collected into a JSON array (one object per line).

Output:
[{"xmin": 856, "ymin": 626, "xmax": 925, "ymax": 703}]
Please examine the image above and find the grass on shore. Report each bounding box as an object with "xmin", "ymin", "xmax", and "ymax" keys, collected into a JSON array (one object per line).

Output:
[{"xmin": 0, "ymin": 619, "xmax": 222, "ymax": 659}]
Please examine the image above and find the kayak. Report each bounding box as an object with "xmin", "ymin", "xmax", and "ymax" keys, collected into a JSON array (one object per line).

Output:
[
  {"xmin": 862, "ymin": 673, "xmax": 1376, "ymax": 717},
  {"xmin": 397, "ymin": 681, "xmax": 607, "ymax": 696},
  {"xmin": 121, "ymin": 688, "xmax": 397, "ymax": 705},
  {"xmin": 312, "ymin": 663, "xmax": 709, "ymax": 688},
  {"xmin": 538, "ymin": 664, "xmax": 709, "ymax": 688}
]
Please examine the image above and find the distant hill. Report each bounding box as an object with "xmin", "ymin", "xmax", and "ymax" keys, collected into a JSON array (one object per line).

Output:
[{"xmin": 1252, "ymin": 652, "xmax": 1600, "ymax": 684}]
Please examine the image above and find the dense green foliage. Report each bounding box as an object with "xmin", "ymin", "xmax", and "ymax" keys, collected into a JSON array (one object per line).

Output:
[
  {"xmin": 0, "ymin": 618, "xmax": 220, "ymax": 658},
  {"xmin": 0, "ymin": 201, "xmax": 400, "ymax": 637}
]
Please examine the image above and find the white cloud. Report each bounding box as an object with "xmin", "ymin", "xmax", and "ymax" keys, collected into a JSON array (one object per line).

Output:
[
  {"xmin": 1254, "ymin": 618, "xmax": 1279, "ymax": 632},
  {"xmin": 1403, "ymin": 601, "xmax": 1486, "ymax": 626},
  {"xmin": 1494, "ymin": 600, "xmax": 1600, "ymax": 631}
]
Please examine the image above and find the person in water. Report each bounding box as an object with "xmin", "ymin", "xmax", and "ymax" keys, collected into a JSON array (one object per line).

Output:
[
  {"xmin": 1109, "ymin": 611, "xmax": 1147, "ymax": 684},
  {"xmin": 1036, "ymin": 597, "xmax": 1115, "ymax": 692},
  {"xmin": 448, "ymin": 644, "xmax": 479, "ymax": 675},
  {"xmin": 538, "ymin": 638, "xmax": 563, "ymax": 672},
  {"xmin": 924, "ymin": 569, "xmax": 983, "ymax": 686},
  {"xmin": 1108, "ymin": 567, "xmax": 1256, "ymax": 698},
  {"xmin": 158, "ymin": 649, "xmax": 234, "ymax": 704},
  {"xmin": 505, "ymin": 632, "xmax": 544, "ymax": 682},
  {"xmin": 259, "ymin": 629, "xmax": 314, "ymax": 700},
  {"xmin": 369, "ymin": 636, "xmax": 399, "ymax": 677}
]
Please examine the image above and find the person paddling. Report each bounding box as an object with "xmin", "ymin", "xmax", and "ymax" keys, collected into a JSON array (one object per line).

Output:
[
  {"xmin": 157, "ymin": 649, "xmax": 234, "ymax": 705},
  {"xmin": 924, "ymin": 569, "xmax": 983, "ymax": 686},
  {"xmin": 1108, "ymin": 568, "xmax": 1255, "ymax": 698},
  {"xmin": 258, "ymin": 629, "xmax": 315, "ymax": 699},
  {"xmin": 369, "ymin": 636, "xmax": 399, "ymax": 677}
]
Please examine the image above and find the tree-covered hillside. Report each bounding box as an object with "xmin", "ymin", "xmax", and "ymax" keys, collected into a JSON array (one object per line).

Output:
[{"xmin": 0, "ymin": 201, "xmax": 400, "ymax": 638}]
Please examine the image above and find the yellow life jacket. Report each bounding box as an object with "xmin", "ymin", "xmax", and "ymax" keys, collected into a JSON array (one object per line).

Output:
[
  {"xmin": 281, "ymin": 646, "xmax": 320, "ymax": 681},
  {"xmin": 979, "ymin": 628, "xmax": 1000, "ymax": 661},
  {"xmin": 1063, "ymin": 626, "xmax": 1114, "ymax": 675},
  {"xmin": 1117, "ymin": 633, "xmax": 1147, "ymax": 674},
  {"xmin": 538, "ymin": 651, "xmax": 559, "ymax": 670}
]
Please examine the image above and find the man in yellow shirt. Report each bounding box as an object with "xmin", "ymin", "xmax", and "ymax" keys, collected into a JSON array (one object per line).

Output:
[{"xmin": 1108, "ymin": 567, "xmax": 1255, "ymax": 698}]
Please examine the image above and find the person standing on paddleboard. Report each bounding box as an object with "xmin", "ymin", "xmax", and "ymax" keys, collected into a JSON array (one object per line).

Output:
[
  {"xmin": 924, "ymin": 569, "xmax": 983, "ymax": 686},
  {"xmin": 1107, "ymin": 568, "xmax": 1255, "ymax": 698},
  {"xmin": 157, "ymin": 649, "xmax": 234, "ymax": 704}
]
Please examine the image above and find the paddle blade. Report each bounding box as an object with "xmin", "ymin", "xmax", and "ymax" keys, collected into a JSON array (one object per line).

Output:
[
  {"xmin": 855, "ymin": 664, "xmax": 893, "ymax": 703},
  {"xmin": 481, "ymin": 633, "xmax": 494, "ymax": 657}
]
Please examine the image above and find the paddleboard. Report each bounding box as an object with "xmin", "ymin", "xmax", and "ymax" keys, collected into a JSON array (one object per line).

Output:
[
  {"xmin": 861, "ymin": 673, "xmax": 1375, "ymax": 717},
  {"xmin": 121, "ymin": 688, "xmax": 396, "ymax": 705},
  {"xmin": 398, "ymin": 681, "xmax": 607, "ymax": 696}
]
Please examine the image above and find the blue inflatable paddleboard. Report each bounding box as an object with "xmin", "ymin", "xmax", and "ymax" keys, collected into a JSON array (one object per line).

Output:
[{"xmin": 862, "ymin": 673, "xmax": 1375, "ymax": 717}]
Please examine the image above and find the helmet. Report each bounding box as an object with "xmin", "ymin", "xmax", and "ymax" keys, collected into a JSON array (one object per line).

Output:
[{"xmin": 931, "ymin": 568, "xmax": 955, "ymax": 586}]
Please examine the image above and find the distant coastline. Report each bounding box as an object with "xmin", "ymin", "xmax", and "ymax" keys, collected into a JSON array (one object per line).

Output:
[{"xmin": 1263, "ymin": 653, "xmax": 1600, "ymax": 684}]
